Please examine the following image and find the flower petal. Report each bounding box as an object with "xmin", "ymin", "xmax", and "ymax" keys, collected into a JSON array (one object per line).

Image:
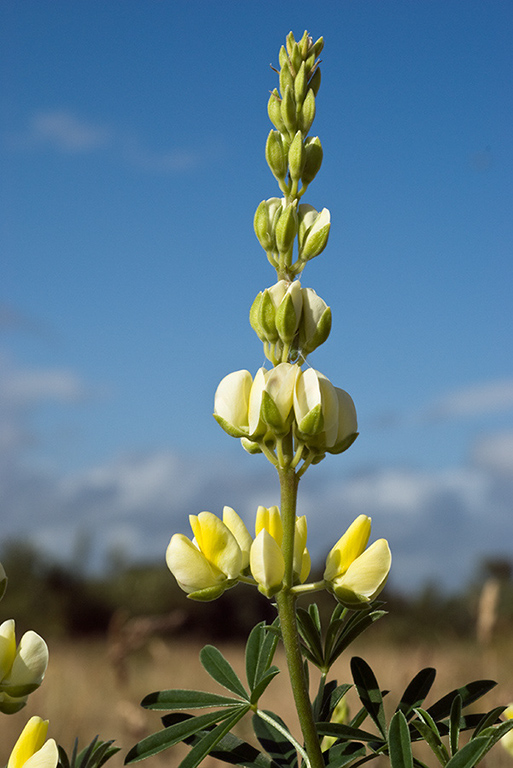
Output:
[
  {"xmin": 324, "ymin": 515, "xmax": 372, "ymax": 582},
  {"xmin": 190, "ymin": 512, "xmax": 242, "ymax": 579},
  {"xmin": 166, "ymin": 534, "xmax": 223, "ymax": 594}
]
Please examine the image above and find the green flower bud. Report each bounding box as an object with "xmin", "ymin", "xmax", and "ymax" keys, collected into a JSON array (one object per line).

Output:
[
  {"xmin": 278, "ymin": 45, "xmax": 289, "ymax": 70},
  {"xmin": 265, "ymin": 130, "xmax": 288, "ymax": 182},
  {"xmin": 288, "ymin": 130, "xmax": 305, "ymax": 183},
  {"xmin": 253, "ymin": 197, "xmax": 282, "ymax": 253},
  {"xmin": 302, "ymin": 136, "xmax": 323, "ymax": 184},
  {"xmin": 299, "ymin": 286, "xmax": 332, "ymax": 355},
  {"xmin": 285, "ymin": 31, "xmax": 296, "ymax": 57},
  {"xmin": 298, "ymin": 206, "xmax": 330, "ymax": 262},
  {"xmin": 299, "ymin": 88, "xmax": 316, "ymax": 134},
  {"xmin": 267, "ymin": 89, "xmax": 285, "ymax": 132},
  {"xmin": 279, "ymin": 63, "xmax": 294, "ymax": 96},
  {"xmin": 260, "ymin": 362, "xmax": 299, "ymax": 435},
  {"xmin": 313, "ymin": 36, "xmax": 324, "ymax": 57},
  {"xmin": 280, "ymin": 85, "xmax": 297, "ymax": 135},
  {"xmin": 298, "ymin": 30, "xmax": 311, "ymax": 60},
  {"xmin": 249, "ymin": 292, "xmax": 266, "ymax": 341},
  {"xmin": 294, "ymin": 62, "xmax": 308, "ymax": 105},
  {"xmin": 289, "ymin": 42, "xmax": 302, "ymax": 75},
  {"xmin": 275, "ymin": 202, "xmax": 297, "ymax": 257},
  {"xmin": 257, "ymin": 286, "xmax": 281, "ymax": 342},
  {"xmin": 275, "ymin": 280, "xmax": 303, "ymax": 343},
  {"xmin": 309, "ymin": 66, "xmax": 321, "ymax": 97}
]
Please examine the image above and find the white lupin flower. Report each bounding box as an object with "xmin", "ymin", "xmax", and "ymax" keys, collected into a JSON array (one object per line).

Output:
[
  {"xmin": 214, "ymin": 369, "xmax": 252, "ymax": 437},
  {"xmin": 0, "ymin": 621, "xmax": 49, "ymax": 707}
]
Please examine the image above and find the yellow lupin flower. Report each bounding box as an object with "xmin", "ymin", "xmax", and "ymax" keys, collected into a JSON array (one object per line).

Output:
[
  {"xmin": 324, "ymin": 515, "xmax": 391, "ymax": 609},
  {"xmin": 8, "ymin": 716, "xmax": 58, "ymax": 768},
  {"xmin": 0, "ymin": 620, "xmax": 49, "ymax": 714},
  {"xmin": 502, "ymin": 705, "xmax": 513, "ymax": 757},
  {"xmin": 166, "ymin": 510, "xmax": 245, "ymax": 600}
]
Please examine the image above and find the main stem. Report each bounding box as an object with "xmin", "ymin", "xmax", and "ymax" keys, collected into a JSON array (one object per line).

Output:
[{"xmin": 276, "ymin": 464, "xmax": 325, "ymax": 768}]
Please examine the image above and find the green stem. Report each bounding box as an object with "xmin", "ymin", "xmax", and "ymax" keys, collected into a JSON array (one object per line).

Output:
[{"xmin": 276, "ymin": 465, "xmax": 325, "ymax": 768}]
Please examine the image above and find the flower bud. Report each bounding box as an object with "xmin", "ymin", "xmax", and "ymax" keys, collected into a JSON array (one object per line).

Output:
[
  {"xmin": 8, "ymin": 716, "xmax": 58, "ymax": 768},
  {"xmin": 298, "ymin": 206, "xmax": 330, "ymax": 262},
  {"xmin": 250, "ymin": 530, "xmax": 285, "ymax": 597},
  {"xmin": 289, "ymin": 42, "xmax": 302, "ymax": 76},
  {"xmin": 0, "ymin": 620, "xmax": 49, "ymax": 711},
  {"xmin": 288, "ymin": 131, "xmax": 305, "ymax": 183},
  {"xmin": 275, "ymin": 280, "xmax": 303, "ymax": 343},
  {"xmin": 280, "ymin": 85, "xmax": 297, "ymax": 135},
  {"xmin": 166, "ymin": 511, "xmax": 244, "ymax": 599},
  {"xmin": 213, "ymin": 370, "xmax": 252, "ymax": 438},
  {"xmin": 309, "ymin": 67, "xmax": 321, "ymax": 97},
  {"xmin": 253, "ymin": 198, "xmax": 276, "ymax": 252},
  {"xmin": 299, "ymin": 88, "xmax": 316, "ymax": 134},
  {"xmin": 294, "ymin": 62, "xmax": 308, "ymax": 104},
  {"xmin": 299, "ymin": 286, "xmax": 332, "ymax": 355},
  {"xmin": 279, "ymin": 62, "xmax": 294, "ymax": 95},
  {"xmin": 260, "ymin": 362, "xmax": 299, "ymax": 435},
  {"xmin": 278, "ymin": 45, "xmax": 289, "ymax": 70},
  {"xmin": 267, "ymin": 89, "xmax": 285, "ymax": 132},
  {"xmin": 285, "ymin": 31, "xmax": 296, "ymax": 57},
  {"xmin": 302, "ymin": 136, "xmax": 323, "ymax": 185},
  {"xmin": 294, "ymin": 515, "xmax": 311, "ymax": 583},
  {"xmin": 274, "ymin": 202, "xmax": 297, "ymax": 257},
  {"xmin": 255, "ymin": 505, "xmax": 283, "ymax": 545},
  {"xmin": 248, "ymin": 367, "xmax": 268, "ymax": 437},
  {"xmin": 324, "ymin": 516, "xmax": 391, "ymax": 609},
  {"xmin": 294, "ymin": 368, "xmax": 338, "ymax": 445},
  {"xmin": 265, "ymin": 130, "xmax": 288, "ymax": 182},
  {"xmin": 327, "ymin": 388, "xmax": 358, "ymax": 455}
]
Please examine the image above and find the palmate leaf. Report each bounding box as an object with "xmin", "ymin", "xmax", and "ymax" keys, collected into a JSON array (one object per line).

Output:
[
  {"xmin": 396, "ymin": 668, "xmax": 437, "ymax": 721},
  {"xmin": 125, "ymin": 706, "xmax": 245, "ymax": 763},
  {"xmin": 296, "ymin": 607, "xmax": 324, "ymax": 667},
  {"xmin": 161, "ymin": 713, "xmax": 273, "ymax": 768},
  {"xmin": 250, "ymin": 666, "xmax": 281, "ymax": 704},
  {"xmin": 245, "ymin": 620, "xmax": 280, "ymax": 696},
  {"xmin": 178, "ymin": 706, "xmax": 251, "ymax": 768},
  {"xmin": 426, "ymin": 680, "xmax": 496, "ymax": 721},
  {"xmin": 58, "ymin": 737, "xmax": 120, "ymax": 768},
  {"xmin": 200, "ymin": 645, "xmax": 250, "ymax": 700},
  {"xmin": 141, "ymin": 688, "xmax": 244, "ymax": 710},
  {"xmin": 351, "ymin": 657, "xmax": 387, "ymax": 738},
  {"xmin": 252, "ymin": 711, "xmax": 298, "ymax": 768},
  {"xmin": 388, "ymin": 711, "xmax": 413, "ymax": 768}
]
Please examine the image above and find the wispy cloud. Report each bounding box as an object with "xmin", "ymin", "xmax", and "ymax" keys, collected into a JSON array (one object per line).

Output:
[
  {"xmin": 423, "ymin": 378, "xmax": 513, "ymax": 421},
  {"xmin": 5, "ymin": 108, "xmax": 204, "ymax": 172}
]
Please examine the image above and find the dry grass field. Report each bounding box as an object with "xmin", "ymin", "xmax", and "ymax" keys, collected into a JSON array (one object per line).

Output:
[{"xmin": 1, "ymin": 630, "xmax": 512, "ymax": 768}]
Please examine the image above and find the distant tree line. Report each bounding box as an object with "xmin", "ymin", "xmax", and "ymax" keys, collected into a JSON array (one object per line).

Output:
[{"xmin": 1, "ymin": 540, "xmax": 512, "ymax": 643}]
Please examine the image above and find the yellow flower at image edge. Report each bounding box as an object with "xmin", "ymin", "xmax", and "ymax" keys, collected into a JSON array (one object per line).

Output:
[
  {"xmin": 8, "ymin": 716, "xmax": 58, "ymax": 768},
  {"xmin": 324, "ymin": 515, "xmax": 391, "ymax": 609},
  {"xmin": 502, "ymin": 705, "xmax": 513, "ymax": 756},
  {"xmin": 0, "ymin": 619, "xmax": 49, "ymax": 714},
  {"xmin": 166, "ymin": 508, "xmax": 250, "ymax": 600}
]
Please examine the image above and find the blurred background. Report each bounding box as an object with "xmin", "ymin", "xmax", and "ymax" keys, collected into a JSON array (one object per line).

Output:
[{"xmin": 1, "ymin": 0, "xmax": 512, "ymax": 617}]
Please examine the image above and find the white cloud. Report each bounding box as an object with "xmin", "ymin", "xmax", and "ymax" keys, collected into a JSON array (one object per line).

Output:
[
  {"xmin": 472, "ymin": 430, "xmax": 513, "ymax": 475},
  {"xmin": 424, "ymin": 378, "xmax": 513, "ymax": 421},
  {"xmin": 6, "ymin": 109, "xmax": 203, "ymax": 171}
]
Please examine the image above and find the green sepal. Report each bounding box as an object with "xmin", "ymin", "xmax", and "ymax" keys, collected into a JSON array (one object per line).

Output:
[
  {"xmin": 294, "ymin": 62, "xmax": 307, "ymax": 104},
  {"xmin": 249, "ymin": 292, "xmax": 267, "ymax": 341},
  {"xmin": 212, "ymin": 413, "xmax": 248, "ymax": 439},
  {"xmin": 327, "ymin": 432, "xmax": 359, "ymax": 455},
  {"xmin": 275, "ymin": 203, "xmax": 297, "ymax": 255},
  {"xmin": 279, "ymin": 63, "xmax": 294, "ymax": 96},
  {"xmin": 258, "ymin": 289, "xmax": 278, "ymax": 342},
  {"xmin": 0, "ymin": 696, "xmax": 26, "ymax": 714},
  {"xmin": 0, "ymin": 682, "xmax": 39, "ymax": 697},
  {"xmin": 275, "ymin": 293, "xmax": 299, "ymax": 343},
  {"xmin": 278, "ymin": 45, "xmax": 288, "ymax": 70},
  {"xmin": 301, "ymin": 305, "xmax": 332, "ymax": 355},
  {"xmin": 287, "ymin": 131, "xmax": 305, "ymax": 182},
  {"xmin": 300, "ymin": 219, "xmax": 330, "ymax": 262},
  {"xmin": 313, "ymin": 36, "xmax": 324, "ymax": 57},
  {"xmin": 241, "ymin": 437, "xmax": 263, "ymax": 454},
  {"xmin": 200, "ymin": 644, "xmax": 250, "ymax": 700},
  {"xmin": 265, "ymin": 130, "xmax": 287, "ymax": 181},
  {"xmin": 309, "ymin": 67, "xmax": 321, "ymax": 97},
  {"xmin": 267, "ymin": 89, "xmax": 285, "ymax": 132},
  {"xmin": 280, "ymin": 86, "xmax": 297, "ymax": 135},
  {"xmin": 261, "ymin": 390, "xmax": 287, "ymax": 434},
  {"xmin": 254, "ymin": 203, "xmax": 273, "ymax": 251},
  {"xmin": 299, "ymin": 88, "xmax": 316, "ymax": 134},
  {"xmin": 297, "ymin": 403, "xmax": 324, "ymax": 437},
  {"xmin": 302, "ymin": 136, "xmax": 323, "ymax": 184},
  {"xmin": 187, "ymin": 583, "xmax": 229, "ymax": 602},
  {"xmin": 289, "ymin": 42, "xmax": 302, "ymax": 76}
]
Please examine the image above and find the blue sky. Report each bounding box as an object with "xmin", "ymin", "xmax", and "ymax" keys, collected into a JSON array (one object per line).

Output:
[{"xmin": 1, "ymin": 0, "xmax": 512, "ymax": 592}]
